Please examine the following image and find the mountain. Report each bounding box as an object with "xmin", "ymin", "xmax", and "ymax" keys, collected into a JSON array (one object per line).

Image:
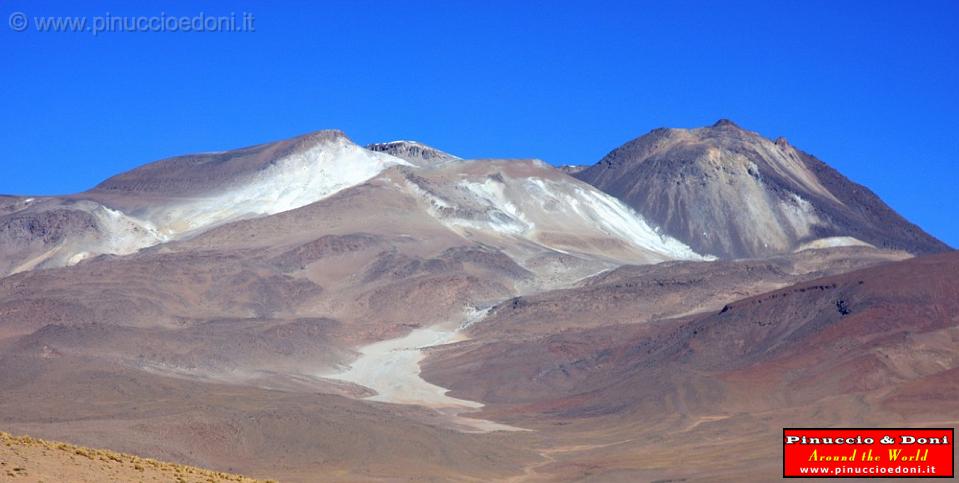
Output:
[
  {"xmin": 0, "ymin": 131, "xmax": 409, "ymax": 275},
  {"xmin": 0, "ymin": 127, "xmax": 952, "ymax": 481},
  {"xmin": 574, "ymin": 119, "xmax": 950, "ymax": 259},
  {"xmin": 0, "ymin": 132, "xmax": 710, "ymax": 278}
]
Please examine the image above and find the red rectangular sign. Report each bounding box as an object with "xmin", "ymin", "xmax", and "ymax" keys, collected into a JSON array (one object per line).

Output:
[{"xmin": 783, "ymin": 428, "xmax": 954, "ymax": 478}]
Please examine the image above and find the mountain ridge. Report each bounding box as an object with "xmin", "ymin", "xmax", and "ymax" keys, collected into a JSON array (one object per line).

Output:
[{"xmin": 0, "ymin": 130, "xmax": 710, "ymax": 276}]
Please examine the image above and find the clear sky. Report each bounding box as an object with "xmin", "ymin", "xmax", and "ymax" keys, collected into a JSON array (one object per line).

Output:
[{"xmin": 1, "ymin": 0, "xmax": 956, "ymax": 247}]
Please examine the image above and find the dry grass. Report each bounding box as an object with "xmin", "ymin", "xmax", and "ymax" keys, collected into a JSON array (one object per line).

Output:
[{"xmin": 0, "ymin": 431, "xmax": 272, "ymax": 482}]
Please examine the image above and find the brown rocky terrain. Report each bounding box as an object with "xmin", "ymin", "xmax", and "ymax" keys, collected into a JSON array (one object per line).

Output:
[
  {"xmin": 422, "ymin": 251, "xmax": 959, "ymax": 481},
  {"xmin": 470, "ymin": 246, "xmax": 908, "ymax": 339},
  {"xmin": 367, "ymin": 140, "xmax": 461, "ymax": 167}
]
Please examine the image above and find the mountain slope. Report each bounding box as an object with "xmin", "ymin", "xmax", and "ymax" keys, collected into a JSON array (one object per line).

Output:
[
  {"xmin": 382, "ymin": 159, "xmax": 708, "ymax": 266},
  {"xmin": 421, "ymin": 250, "xmax": 959, "ymax": 480},
  {"xmin": 0, "ymin": 131, "xmax": 410, "ymax": 276},
  {"xmin": 574, "ymin": 119, "xmax": 949, "ymax": 258},
  {"xmin": 0, "ymin": 133, "xmax": 708, "ymax": 277},
  {"xmin": 86, "ymin": 130, "xmax": 411, "ymax": 237}
]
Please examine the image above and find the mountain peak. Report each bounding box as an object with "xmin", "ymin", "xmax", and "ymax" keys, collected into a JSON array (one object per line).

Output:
[
  {"xmin": 574, "ymin": 122, "xmax": 949, "ymax": 259},
  {"xmin": 711, "ymin": 118, "xmax": 741, "ymax": 129},
  {"xmin": 283, "ymin": 129, "xmax": 353, "ymax": 153},
  {"xmin": 367, "ymin": 140, "xmax": 460, "ymax": 167},
  {"xmin": 293, "ymin": 129, "xmax": 350, "ymax": 143}
]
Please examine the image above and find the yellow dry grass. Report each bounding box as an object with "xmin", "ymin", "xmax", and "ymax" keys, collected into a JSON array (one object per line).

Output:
[{"xmin": 0, "ymin": 431, "xmax": 273, "ymax": 482}]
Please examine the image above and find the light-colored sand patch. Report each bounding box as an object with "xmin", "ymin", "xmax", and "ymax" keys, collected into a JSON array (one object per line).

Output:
[
  {"xmin": 795, "ymin": 236, "xmax": 873, "ymax": 252},
  {"xmin": 324, "ymin": 315, "xmax": 521, "ymax": 432},
  {"xmin": 326, "ymin": 326, "xmax": 476, "ymax": 408}
]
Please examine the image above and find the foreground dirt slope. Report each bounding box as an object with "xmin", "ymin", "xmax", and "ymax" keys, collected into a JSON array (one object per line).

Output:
[{"xmin": 0, "ymin": 431, "xmax": 265, "ymax": 482}]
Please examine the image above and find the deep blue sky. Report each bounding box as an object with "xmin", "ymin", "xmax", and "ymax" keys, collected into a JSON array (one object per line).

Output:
[{"xmin": 1, "ymin": 1, "xmax": 957, "ymax": 246}]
